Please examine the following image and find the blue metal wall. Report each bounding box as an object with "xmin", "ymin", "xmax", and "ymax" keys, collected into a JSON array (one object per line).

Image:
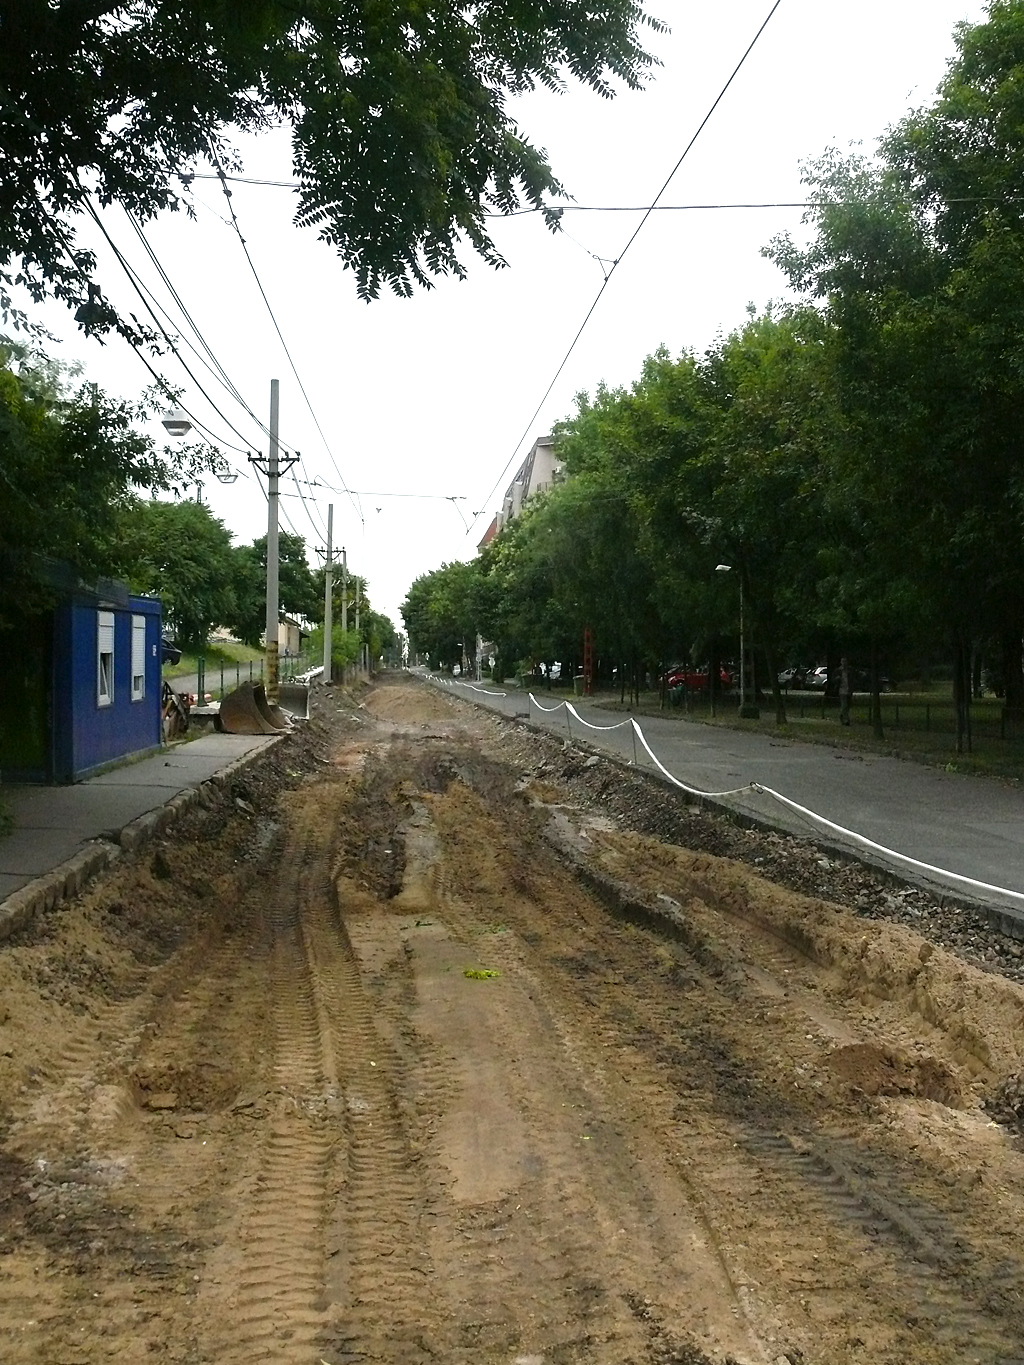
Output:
[{"xmin": 67, "ymin": 595, "xmax": 162, "ymax": 780}]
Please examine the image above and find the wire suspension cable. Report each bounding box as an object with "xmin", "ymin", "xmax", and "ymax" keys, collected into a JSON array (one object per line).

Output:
[
  {"xmin": 210, "ymin": 153, "xmax": 363, "ymax": 528},
  {"xmin": 125, "ymin": 206, "xmax": 321, "ymax": 466},
  {"xmin": 469, "ymin": 0, "xmax": 784, "ymax": 533},
  {"xmin": 83, "ymin": 199, "xmax": 275, "ymax": 460}
]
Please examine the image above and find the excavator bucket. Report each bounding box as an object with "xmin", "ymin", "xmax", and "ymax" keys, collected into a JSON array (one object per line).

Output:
[
  {"xmin": 276, "ymin": 682, "xmax": 310, "ymax": 720},
  {"xmin": 253, "ymin": 683, "xmax": 292, "ymax": 730},
  {"xmin": 218, "ymin": 681, "xmax": 284, "ymax": 735}
]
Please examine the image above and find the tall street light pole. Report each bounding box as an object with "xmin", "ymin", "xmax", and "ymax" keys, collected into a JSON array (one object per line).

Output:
[
  {"xmin": 265, "ymin": 379, "xmax": 281, "ymax": 702},
  {"xmin": 323, "ymin": 503, "xmax": 334, "ymax": 683},
  {"xmin": 249, "ymin": 379, "xmax": 297, "ymax": 705},
  {"xmin": 717, "ymin": 562, "xmax": 758, "ymax": 719}
]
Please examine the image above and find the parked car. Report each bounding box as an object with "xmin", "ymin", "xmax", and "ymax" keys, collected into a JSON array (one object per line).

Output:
[
  {"xmin": 797, "ymin": 664, "xmax": 894, "ymax": 693},
  {"xmin": 848, "ymin": 668, "xmax": 894, "ymax": 693},
  {"xmin": 777, "ymin": 665, "xmax": 811, "ymax": 689},
  {"xmin": 662, "ymin": 664, "xmax": 733, "ymax": 691},
  {"xmin": 161, "ymin": 636, "xmax": 182, "ymax": 665}
]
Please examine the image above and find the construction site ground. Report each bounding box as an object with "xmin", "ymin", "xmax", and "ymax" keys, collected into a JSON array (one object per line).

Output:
[{"xmin": 2, "ymin": 674, "xmax": 1024, "ymax": 1365}]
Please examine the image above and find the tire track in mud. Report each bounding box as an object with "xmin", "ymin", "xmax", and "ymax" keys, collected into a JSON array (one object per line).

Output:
[
  {"xmin": 412, "ymin": 761, "xmax": 1024, "ymax": 1364},
  {"xmin": 570, "ymin": 859, "xmax": 1024, "ymax": 1364},
  {"xmin": 315, "ymin": 903, "xmax": 434, "ymax": 1362},
  {"xmin": 0, "ymin": 864, "xmax": 283, "ymax": 1364},
  {"xmin": 204, "ymin": 815, "xmax": 339, "ymax": 1365},
  {"xmin": 571, "ymin": 876, "xmax": 1024, "ymax": 1363},
  {"xmin": 369, "ymin": 785, "xmax": 765, "ymax": 1365}
]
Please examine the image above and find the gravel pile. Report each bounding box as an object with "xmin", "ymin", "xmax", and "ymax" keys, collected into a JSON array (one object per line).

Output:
[{"xmin": 984, "ymin": 1071, "xmax": 1024, "ymax": 1133}]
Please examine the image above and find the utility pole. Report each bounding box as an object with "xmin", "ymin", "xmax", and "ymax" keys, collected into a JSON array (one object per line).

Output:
[
  {"xmin": 249, "ymin": 379, "xmax": 296, "ymax": 705},
  {"xmin": 354, "ymin": 576, "xmax": 361, "ymax": 675},
  {"xmin": 341, "ymin": 548, "xmax": 348, "ymax": 634},
  {"xmin": 265, "ymin": 379, "xmax": 281, "ymax": 704},
  {"xmin": 323, "ymin": 503, "xmax": 333, "ymax": 683}
]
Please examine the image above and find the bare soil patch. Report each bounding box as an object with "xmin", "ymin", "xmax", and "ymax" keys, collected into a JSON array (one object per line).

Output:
[{"xmin": 2, "ymin": 675, "xmax": 1024, "ymax": 1365}]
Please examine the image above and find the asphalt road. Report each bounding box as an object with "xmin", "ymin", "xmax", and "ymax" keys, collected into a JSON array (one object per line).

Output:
[{"xmin": 425, "ymin": 673, "xmax": 1024, "ymax": 924}]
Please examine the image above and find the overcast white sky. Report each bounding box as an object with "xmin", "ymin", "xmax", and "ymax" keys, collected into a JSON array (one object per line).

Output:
[{"xmin": 18, "ymin": 0, "xmax": 987, "ymax": 629}]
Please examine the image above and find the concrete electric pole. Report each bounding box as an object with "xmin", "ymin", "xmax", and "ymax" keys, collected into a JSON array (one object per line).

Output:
[
  {"xmin": 341, "ymin": 548, "xmax": 348, "ymax": 635},
  {"xmin": 249, "ymin": 379, "xmax": 296, "ymax": 705},
  {"xmin": 323, "ymin": 502, "xmax": 333, "ymax": 683}
]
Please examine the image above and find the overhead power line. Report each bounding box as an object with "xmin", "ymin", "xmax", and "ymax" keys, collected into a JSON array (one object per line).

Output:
[
  {"xmin": 301, "ymin": 479, "xmax": 467, "ymax": 500},
  {"xmin": 186, "ymin": 171, "xmax": 1024, "ymax": 217},
  {"xmin": 470, "ymin": 0, "xmax": 784, "ymax": 535},
  {"xmin": 209, "ymin": 152, "xmax": 362, "ymax": 532},
  {"xmin": 118, "ymin": 207, "xmax": 328, "ymax": 487},
  {"xmin": 82, "ymin": 199, "xmax": 275, "ymax": 468}
]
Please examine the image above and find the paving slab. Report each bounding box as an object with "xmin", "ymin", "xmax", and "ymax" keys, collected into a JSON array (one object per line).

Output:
[
  {"xmin": 0, "ymin": 733, "xmax": 279, "ymax": 901},
  {"xmin": 0, "ymin": 828, "xmax": 106, "ymax": 877},
  {"xmin": 86, "ymin": 733, "xmax": 274, "ymax": 786}
]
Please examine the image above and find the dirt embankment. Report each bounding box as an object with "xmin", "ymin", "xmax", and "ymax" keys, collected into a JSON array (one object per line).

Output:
[{"xmin": 2, "ymin": 676, "xmax": 1024, "ymax": 1365}]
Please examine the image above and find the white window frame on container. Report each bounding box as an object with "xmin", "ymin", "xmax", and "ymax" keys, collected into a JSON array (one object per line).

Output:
[
  {"xmin": 131, "ymin": 614, "xmax": 146, "ymax": 701},
  {"xmin": 97, "ymin": 611, "xmax": 114, "ymax": 707}
]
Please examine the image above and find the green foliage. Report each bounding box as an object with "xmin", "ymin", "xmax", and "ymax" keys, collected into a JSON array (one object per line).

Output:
[
  {"xmin": 309, "ymin": 569, "xmax": 397, "ymax": 676},
  {"xmin": 1, "ymin": 0, "xmax": 662, "ymax": 328},
  {"xmin": 0, "ymin": 346, "xmax": 210, "ymax": 625},
  {"xmin": 402, "ymin": 2, "xmax": 1024, "ymax": 741},
  {"xmin": 402, "ymin": 560, "xmax": 481, "ymax": 669},
  {"xmin": 308, "ymin": 623, "xmax": 362, "ymax": 678},
  {"xmin": 118, "ymin": 497, "xmax": 238, "ymax": 651},
  {"xmin": 230, "ymin": 531, "xmax": 321, "ymax": 647}
]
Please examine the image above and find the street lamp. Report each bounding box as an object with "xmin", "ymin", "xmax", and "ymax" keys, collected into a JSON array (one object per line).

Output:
[
  {"xmin": 715, "ymin": 564, "xmax": 757, "ymax": 719},
  {"xmin": 161, "ymin": 407, "xmax": 192, "ymax": 439}
]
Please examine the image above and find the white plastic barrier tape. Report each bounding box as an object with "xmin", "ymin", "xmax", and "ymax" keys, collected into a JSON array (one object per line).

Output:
[
  {"xmin": 426, "ymin": 673, "xmax": 507, "ymax": 698},
  {"xmin": 427, "ymin": 673, "xmax": 1024, "ymax": 907},
  {"xmin": 564, "ymin": 701, "xmax": 635, "ymax": 732},
  {"xmin": 746, "ymin": 777, "xmax": 1024, "ymax": 907},
  {"xmin": 528, "ymin": 694, "xmax": 567, "ymax": 714},
  {"xmin": 629, "ymin": 719, "xmax": 757, "ymax": 799}
]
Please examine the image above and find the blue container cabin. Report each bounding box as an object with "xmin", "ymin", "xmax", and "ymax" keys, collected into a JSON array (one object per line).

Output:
[{"xmin": 0, "ymin": 577, "xmax": 163, "ymax": 784}]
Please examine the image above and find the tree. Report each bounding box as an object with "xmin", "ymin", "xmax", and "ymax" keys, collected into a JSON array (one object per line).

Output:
[
  {"xmin": 402, "ymin": 561, "xmax": 481, "ymax": 669},
  {"xmin": 230, "ymin": 531, "xmax": 320, "ymax": 647},
  {"xmin": 311, "ymin": 571, "xmax": 396, "ymax": 677},
  {"xmin": 118, "ymin": 497, "xmax": 238, "ymax": 650},
  {"xmin": 1, "ymin": 0, "xmax": 662, "ymax": 329},
  {"xmin": 767, "ymin": 2, "xmax": 1024, "ymax": 746},
  {"xmin": 0, "ymin": 345, "xmax": 205, "ymax": 625}
]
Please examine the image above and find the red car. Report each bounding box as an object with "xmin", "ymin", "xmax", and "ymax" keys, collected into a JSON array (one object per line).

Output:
[{"xmin": 662, "ymin": 664, "xmax": 733, "ymax": 691}]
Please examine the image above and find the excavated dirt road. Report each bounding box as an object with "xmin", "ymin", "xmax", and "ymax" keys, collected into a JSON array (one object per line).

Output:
[{"xmin": 3, "ymin": 676, "xmax": 1024, "ymax": 1365}]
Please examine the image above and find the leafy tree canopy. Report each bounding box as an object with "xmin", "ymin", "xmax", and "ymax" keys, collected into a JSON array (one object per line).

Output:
[
  {"xmin": 0, "ymin": 345, "xmax": 207, "ymax": 623},
  {"xmin": 230, "ymin": 530, "xmax": 321, "ymax": 647},
  {"xmin": 0, "ymin": 0, "xmax": 663, "ymax": 328},
  {"xmin": 119, "ymin": 496, "xmax": 238, "ymax": 651}
]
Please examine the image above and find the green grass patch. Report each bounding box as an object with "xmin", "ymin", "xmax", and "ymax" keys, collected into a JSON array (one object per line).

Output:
[
  {"xmin": 589, "ymin": 688, "xmax": 1024, "ymax": 784},
  {"xmin": 162, "ymin": 641, "xmax": 263, "ymax": 681}
]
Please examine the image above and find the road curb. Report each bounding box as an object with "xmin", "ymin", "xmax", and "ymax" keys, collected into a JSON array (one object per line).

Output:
[
  {"xmin": 518, "ymin": 714, "xmax": 1024, "ymax": 941},
  {"xmin": 423, "ymin": 678, "xmax": 1024, "ymax": 943},
  {"xmin": 0, "ymin": 734, "xmax": 288, "ymax": 946}
]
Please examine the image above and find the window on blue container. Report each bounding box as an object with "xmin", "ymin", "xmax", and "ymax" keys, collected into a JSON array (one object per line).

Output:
[
  {"xmin": 131, "ymin": 615, "xmax": 146, "ymax": 701},
  {"xmin": 97, "ymin": 611, "xmax": 114, "ymax": 706}
]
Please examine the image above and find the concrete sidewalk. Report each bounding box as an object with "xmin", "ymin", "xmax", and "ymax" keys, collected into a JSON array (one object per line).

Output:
[
  {"xmin": 0, "ymin": 733, "xmax": 280, "ymax": 922},
  {"xmin": 429, "ymin": 675, "xmax": 1024, "ymax": 929}
]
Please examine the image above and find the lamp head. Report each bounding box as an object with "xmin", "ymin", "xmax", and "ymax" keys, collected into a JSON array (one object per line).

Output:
[{"xmin": 161, "ymin": 407, "xmax": 192, "ymax": 439}]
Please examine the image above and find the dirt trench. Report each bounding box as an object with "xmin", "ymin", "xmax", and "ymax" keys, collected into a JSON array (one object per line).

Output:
[{"xmin": 2, "ymin": 676, "xmax": 1024, "ymax": 1364}]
